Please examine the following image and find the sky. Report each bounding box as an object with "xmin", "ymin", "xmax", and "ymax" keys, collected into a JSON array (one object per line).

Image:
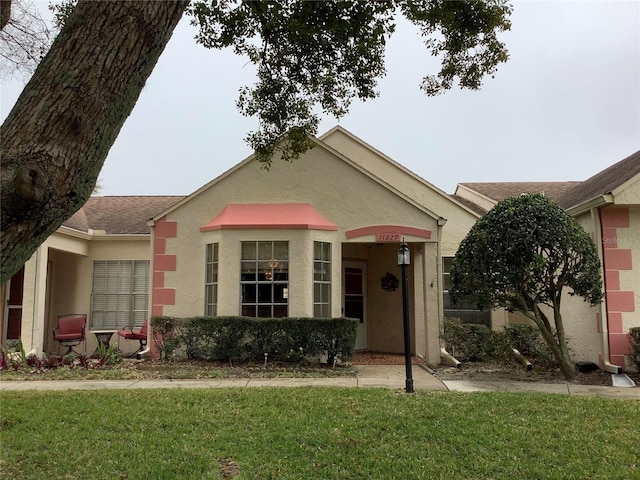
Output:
[{"xmin": 1, "ymin": 0, "xmax": 639, "ymax": 197}]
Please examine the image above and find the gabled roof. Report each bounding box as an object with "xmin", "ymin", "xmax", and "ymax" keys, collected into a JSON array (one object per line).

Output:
[
  {"xmin": 457, "ymin": 182, "xmax": 580, "ymax": 204},
  {"xmin": 558, "ymin": 149, "xmax": 640, "ymax": 209},
  {"xmin": 63, "ymin": 196, "xmax": 183, "ymax": 234}
]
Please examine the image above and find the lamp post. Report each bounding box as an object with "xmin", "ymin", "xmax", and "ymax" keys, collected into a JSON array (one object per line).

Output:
[{"xmin": 397, "ymin": 238, "xmax": 414, "ymax": 393}]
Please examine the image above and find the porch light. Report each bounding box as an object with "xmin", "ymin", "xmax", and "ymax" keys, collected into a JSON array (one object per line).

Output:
[
  {"xmin": 397, "ymin": 240, "xmax": 410, "ymax": 266},
  {"xmin": 397, "ymin": 238, "xmax": 414, "ymax": 393}
]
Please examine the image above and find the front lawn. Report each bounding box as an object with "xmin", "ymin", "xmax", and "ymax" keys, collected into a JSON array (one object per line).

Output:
[{"xmin": 1, "ymin": 388, "xmax": 638, "ymax": 479}]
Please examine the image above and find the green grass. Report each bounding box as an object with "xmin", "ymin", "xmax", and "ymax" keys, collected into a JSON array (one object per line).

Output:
[{"xmin": 1, "ymin": 388, "xmax": 638, "ymax": 479}]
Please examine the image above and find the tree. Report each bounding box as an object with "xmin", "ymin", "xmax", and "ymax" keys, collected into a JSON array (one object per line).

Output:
[
  {"xmin": 1, "ymin": 0, "xmax": 512, "ymax": 284},
  {"xmin": 0, "ymin": 0, "xmax": 53, "ymax": 79},
  {"xmin": 449, "ymin": 194, "xmax": 603, "ymax": 380}
]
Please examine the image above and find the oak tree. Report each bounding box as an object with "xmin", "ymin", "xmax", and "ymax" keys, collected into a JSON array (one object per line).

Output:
[
  {"xmin": 449, "ymin": 193, "xmax": 604, "ymax": 380},
  {"xmin": 1, "ymin": 0, "xmax": 512, "ymax": 284}
]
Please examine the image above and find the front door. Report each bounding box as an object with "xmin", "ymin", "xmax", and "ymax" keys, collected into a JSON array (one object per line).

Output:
[
  {"xmin": 343, "ymin": 261, "xmax": 367, "ymax": 350},
  {"xmin": 3, "ymin": 266, "xmax": 24, "ymax": 343}
]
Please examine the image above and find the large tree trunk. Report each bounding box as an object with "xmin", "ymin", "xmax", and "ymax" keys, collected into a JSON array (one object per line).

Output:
[{"xmin": 0, "ymin": 0, "xmax": 188, "ymax": 284}]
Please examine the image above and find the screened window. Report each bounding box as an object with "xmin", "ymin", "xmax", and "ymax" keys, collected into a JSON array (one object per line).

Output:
[
  {"xmin": 205, "ymin": 243, "xmax": 219, "ymax": 316},
  {"xmin": 91, "ymin": 260, "xmax": 149, "ymax": 330},
  {"xmin": 313, "ymin": 241, "xmax": 331, "ymax": 317},
  {"xmin": 240, "ymin": 241, "xmax": 289, "ymax": 317},
  {"xmin": 443, "ymin": 257, "xmax": 491, "ymax": 327}
]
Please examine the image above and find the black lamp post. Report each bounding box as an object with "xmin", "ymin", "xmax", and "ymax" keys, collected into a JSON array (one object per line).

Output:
[{"xmin": 397, "ymin": 238, "xmax": 414, "ymax": 393}]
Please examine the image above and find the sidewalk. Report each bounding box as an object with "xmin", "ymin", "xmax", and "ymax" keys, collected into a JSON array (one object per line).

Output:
[{"xmin": 1, "ymin": 365, "xmax": 638, "ymax": 399}]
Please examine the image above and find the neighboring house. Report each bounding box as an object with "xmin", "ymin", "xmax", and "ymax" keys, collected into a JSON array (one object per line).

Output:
[
  {"xmin": 455, "ymin": 150, "xmax": 640, "ymax": 372},
  {"xmin": 2, "ymin": 127, "xmax": 638, "ymax": 371}
]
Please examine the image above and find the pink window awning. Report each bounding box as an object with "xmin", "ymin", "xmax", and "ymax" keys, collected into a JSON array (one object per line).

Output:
[{"xmin": 200, "ymin": 203, "xmax": 338, "ymax": 232}]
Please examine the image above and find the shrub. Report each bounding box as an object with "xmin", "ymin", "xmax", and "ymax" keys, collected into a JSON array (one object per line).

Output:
[
  {"xmin": 628, "ymin": 327, "xmax": 640, "ymax": 370},
  {"xmin": 150, "ymin": 316, "xmax": 358, "ymax": 364},
  {"xmin": 442, "ymin": 317, "xmax": 495, "ymax": 361},
  {"xmin": 496, "ymin": 323, "xmax": 556, "ymax": 367}
]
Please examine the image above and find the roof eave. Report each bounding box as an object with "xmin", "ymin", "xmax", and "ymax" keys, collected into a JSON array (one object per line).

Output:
[{"xmin": 566, "ymin": 194, "xmax": 614, "ymax": 216}]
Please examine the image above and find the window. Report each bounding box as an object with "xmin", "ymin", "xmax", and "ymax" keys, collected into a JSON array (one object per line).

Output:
[
  {"xmin": 205, "ymin": 243, "xmax": 219, "ymax": 316},
  {"xmin": 442, "ymin": 257, "xmax": 491, "ymax": 327},
  {"xmin": 240, "ymin": 241, "xmax": 289, "ymax": 317},
  {"xmin": 91, "ymin": 260, "xmax": 149, "ymax": 330},
  {"xmin": 313, "ymin": 241, "xmax": 331, "ymax": 317}
]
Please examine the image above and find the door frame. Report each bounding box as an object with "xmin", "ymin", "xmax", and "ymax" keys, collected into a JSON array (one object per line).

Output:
[{"xmin": 342, "ymin": 260, "xmax": 367, "ymax": 350}]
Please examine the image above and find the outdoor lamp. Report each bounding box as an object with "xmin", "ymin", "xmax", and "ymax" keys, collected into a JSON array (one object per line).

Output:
[
  {"xmin": 397, "ymin": 238, "xmax": 414, "ymax": 393},
  {"xmin": 397, "ymin": 240, "xmax": 410, "ymax": 266}
]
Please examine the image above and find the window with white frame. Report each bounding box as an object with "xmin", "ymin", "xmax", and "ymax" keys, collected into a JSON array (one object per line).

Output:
[
  {"xmin": 205, "ymin": 243, "xmax": 219, "ymax": 316},
  {"xmin": 90, "ymin": 260, "xmax": 149, "ymax": 330},
  {"xmin": 442, "ymin": 257, "xmax": 491, "ymax": 327},
  {"xmin": 240, "ymin": 241, "xmax": 289, "ymax": 317},
  {"xmin": 313, "ymin": 241, "xmax": 331, "ymax": 317}
]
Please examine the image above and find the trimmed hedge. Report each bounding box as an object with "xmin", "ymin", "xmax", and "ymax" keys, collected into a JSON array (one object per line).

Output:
[
  {"xmin": 443, "ymin": 317, "xmax": 555, "ymax": 366},
  {"xmin": 150, "ymin": 316, "xmax": 358, "ymax": 364}
]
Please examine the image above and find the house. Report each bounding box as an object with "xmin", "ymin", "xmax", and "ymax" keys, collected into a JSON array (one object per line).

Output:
[{"xmin": 2, "ymin": 127, "xmax": 638, "ymax": 371}]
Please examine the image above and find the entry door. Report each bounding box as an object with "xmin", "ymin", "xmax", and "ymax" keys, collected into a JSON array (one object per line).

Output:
[
  {"xmin": 343, "ymin": 261, "xmax": 367, "ymax": 350},
  {"xmin": 4, "ymin": 266, "xmax": 24, "ymax": 342}
]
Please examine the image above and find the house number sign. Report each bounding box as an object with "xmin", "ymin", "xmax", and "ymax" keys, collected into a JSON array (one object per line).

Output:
[{"xmin": 376, "ymin": 232, "xmax": 401, "ymax": 242}]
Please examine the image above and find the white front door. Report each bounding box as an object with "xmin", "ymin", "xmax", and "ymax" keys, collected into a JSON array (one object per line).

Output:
[{"xmin": 343, "ymin": 261, "xmax": 367, "ymax": 350}]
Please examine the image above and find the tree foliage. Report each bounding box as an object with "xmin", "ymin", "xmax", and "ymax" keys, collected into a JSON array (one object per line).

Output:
[
  {"xmin": 188, "ymin": 0, "xmax": 512, "ymax": 164},
  {"xmin": 1, "ymin": 0, "xmax": 512, "ymax": 284},
  {"xmin": 449, "ymin": 194, "xmax": 603, "ymax": 379}
]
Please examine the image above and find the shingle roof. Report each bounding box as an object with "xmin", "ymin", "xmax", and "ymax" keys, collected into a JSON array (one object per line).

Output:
[
  {"xmin": 449, "ymin": 194, "xmax": 488, "ymax": 215},
  {"xmin": 63, "ymin": 196, "xmax": 183, "ymax": 234},
  {"xmin": 558, "ymin": 150, "xmax": 640, "ymax": 209},
  {"xmin": 458, "ymin": 182, "xmax": 581, "ymax": 204}
]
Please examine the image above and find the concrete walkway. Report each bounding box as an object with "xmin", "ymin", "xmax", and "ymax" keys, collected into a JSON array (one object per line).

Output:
[{"xmin": 1, "ymin": 365, "xmax": 638, "ymax": 399}]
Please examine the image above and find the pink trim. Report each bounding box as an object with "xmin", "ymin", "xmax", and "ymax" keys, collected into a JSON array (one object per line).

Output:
[
  {"xmin": 154, "ymin": 254, "xmax": 176, "ymax": 272},
  {"xmin": 604, "ymin": 249, "xmax": 633, "ymax": 270},
  {"xmin": 152, "ymin": 305, "xmax": 164, "ymax": 316},
  {"xmin": 153, "ymin": 288, "xmax": 175, "ymax": 306},
  {"xmin": 607, "ymin": 312, "xmax": 623, "ymax": 334},
  {"xmin": 600, "ymin": 207, "xmax": 630, "ymax": 228},
  {"xmin": 155, "ymin": 217, "xmax": 178, "ymax": 238},
  {"xmin": 606, "ymin": 291, "xmax": 636, "ymax": 312},
  {"xmin": 153, "ymin": 271, "xmax": 165, "ymax": 288},
  {"xmin": 200, "ymin": 203, "xmax": 338, "ymax": 232},
  {"xmin": 604, "ymin": 270, "xmax": 620, "ymax": 291},
  {"xmin": 154, "ymin": 238, "xmax": 166, "ymax": 255},
  {"xmin": 346, "ymin": 225, "xmax": 432, "ymax": 240},
  {"xmin": 609, "ymin": 333, "xmax": 632, "ymax": 356},
  {"xmin": 601, "ymin": 228, "xmax": 619, "ymax": 248}
]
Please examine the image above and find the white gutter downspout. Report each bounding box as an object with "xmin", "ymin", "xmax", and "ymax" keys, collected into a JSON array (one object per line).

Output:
[
  {"xmin": 136, "ymin": 218, "xmax": 157, "ymax": 360},
  {"xmin": 591, "ymin": 207, "xmax": 622, "ymax": 374},
  {"xmin": 436, "ymin": 217, "xmax": 447, "ymax": 350}
]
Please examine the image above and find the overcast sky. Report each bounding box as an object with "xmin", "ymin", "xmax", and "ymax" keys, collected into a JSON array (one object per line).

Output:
[{"xmin": 1, "ymin": 0, "xmax": 639, "ymax": 196}]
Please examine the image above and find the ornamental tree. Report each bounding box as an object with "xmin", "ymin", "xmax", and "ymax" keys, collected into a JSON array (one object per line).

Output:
[
  {"xmin": 1, "ymin": 0, "xmax": 512, "ymax": 284},
  {"xmin": 449, "ymin": 194, "xmax": 603, "ymax": 380}
]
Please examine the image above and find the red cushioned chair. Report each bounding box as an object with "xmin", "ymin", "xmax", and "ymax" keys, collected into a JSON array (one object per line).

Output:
[
  {"xmin": 53, "ymin": 314, "xmax": 87, "ymax": 355},
  {"xmin": 117, "ymin": 319, "xmax": 148, "ymax": 353}
]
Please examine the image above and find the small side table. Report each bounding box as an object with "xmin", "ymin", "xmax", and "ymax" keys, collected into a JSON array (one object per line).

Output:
[{"xmin": 91, "ymin": 330, "xmax": 115, "ymax": 355}]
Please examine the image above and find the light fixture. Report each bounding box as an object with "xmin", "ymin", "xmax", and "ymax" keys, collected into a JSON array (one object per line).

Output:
[{"xmin": 397, "ymin": 237, "xmax": 414, "ymax": 393}]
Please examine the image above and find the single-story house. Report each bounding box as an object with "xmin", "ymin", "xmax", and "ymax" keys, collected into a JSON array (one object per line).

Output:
[{"xmin": 2, "ymin": 126, "xmax": 638, "ymax": 371}]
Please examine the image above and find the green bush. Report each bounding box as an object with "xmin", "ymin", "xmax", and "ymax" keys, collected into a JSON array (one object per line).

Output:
[
  {"xmin": 496, "ymin": 323, "xmax": 556, "ymax": 367},
  {"xmin": 442, "ymin": 317, "xmax": 496, "ymax": 361},
  {"xmin": 628, "ymin": 327, "xmax": 640, "ymax": 370},
  {"xmin": 150, "ymin": 316, "xmax": 358, "ymax": 364}
]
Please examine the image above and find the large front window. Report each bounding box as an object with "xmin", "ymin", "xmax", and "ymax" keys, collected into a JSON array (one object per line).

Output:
[
  {"xmin": 205, "ymin": 243, "xmax": 218, "ymax": 316},
  {"xmin": 240, "ymin": 241, "xmax": 289, "ymax": 317},
  {"xmin": 90, "ymin": 260, "xmax": 149, "ymax": 330},
  {"xmin": 313, "ymin": 241, "xmax": 331, "ymax": 317}
]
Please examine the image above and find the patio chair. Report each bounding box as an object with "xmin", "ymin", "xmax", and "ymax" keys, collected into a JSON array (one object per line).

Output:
[
  {"xmin": 53, "ymin": 314, "xmax": 87, "ymax": 355},
  {"xmin": 117, "ymin": 319, "xmax": 148, "ymax": 353}
]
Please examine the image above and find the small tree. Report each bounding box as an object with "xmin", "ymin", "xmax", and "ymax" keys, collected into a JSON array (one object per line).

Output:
[{"xmin": 450, "ymin": 194, "xmax": 603, "ymax": 380}]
